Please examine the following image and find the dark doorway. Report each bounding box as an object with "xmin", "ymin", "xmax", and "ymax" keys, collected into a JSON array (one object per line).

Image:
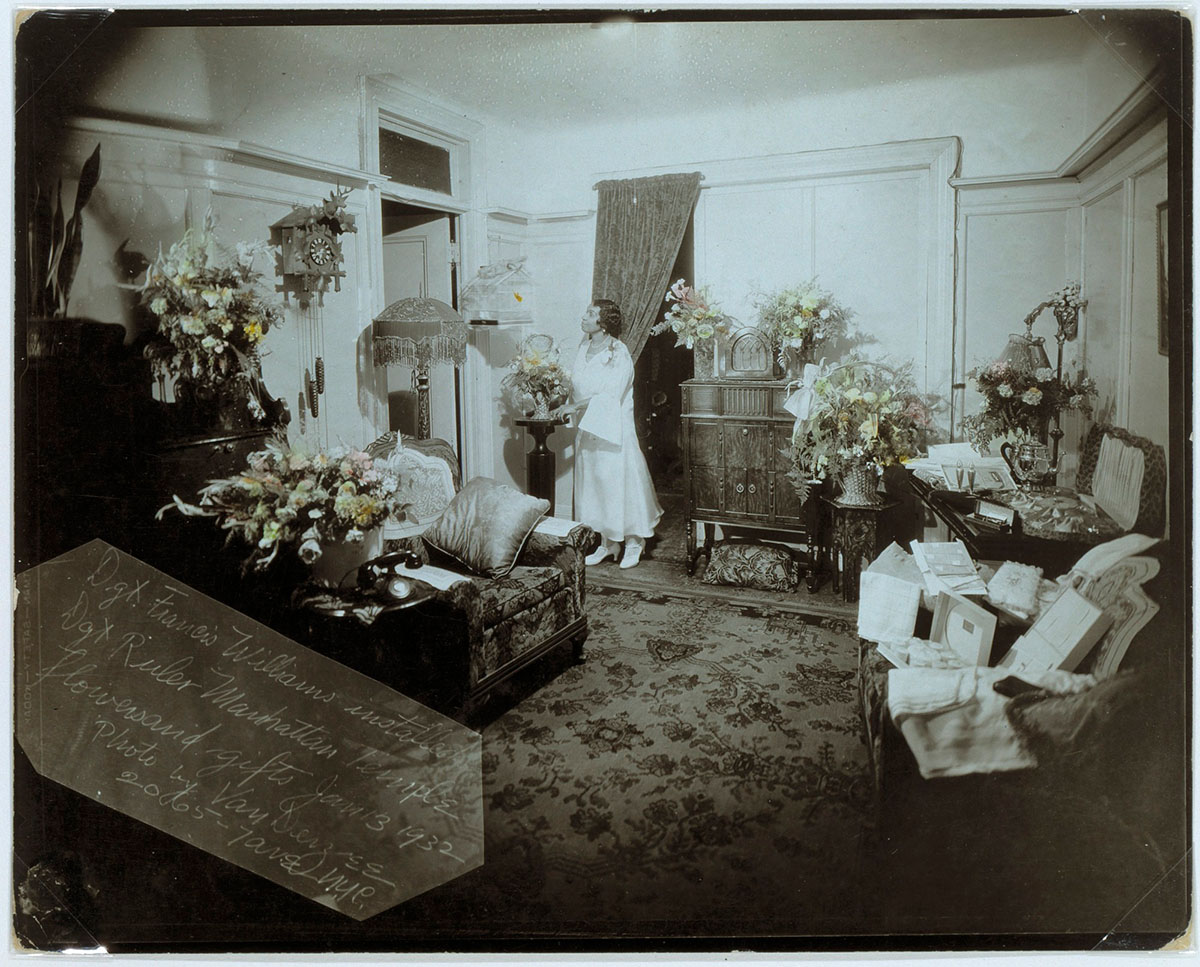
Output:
[{"xmin": 633, "ymin": 218, "xmax": 694, "ymax": 497}]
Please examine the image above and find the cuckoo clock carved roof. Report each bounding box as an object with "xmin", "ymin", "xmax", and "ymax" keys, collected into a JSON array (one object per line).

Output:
[{"xmin": 270, "ymin": 190, "xmax": 357, "ymax": 308}]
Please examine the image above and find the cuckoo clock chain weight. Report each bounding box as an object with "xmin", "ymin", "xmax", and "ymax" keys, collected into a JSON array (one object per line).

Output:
[{"xmin": 271, "ymin": 189, "xmax": 356, "ymax": 440}]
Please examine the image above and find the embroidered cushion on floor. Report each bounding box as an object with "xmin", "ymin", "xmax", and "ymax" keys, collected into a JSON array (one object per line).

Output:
[{"xmin": 702, "ymin": 542, "xmax": 799, "ymax": 591}]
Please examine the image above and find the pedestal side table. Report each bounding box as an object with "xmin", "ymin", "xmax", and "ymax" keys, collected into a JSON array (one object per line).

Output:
[
  {"xmin": 823, "ymin": 497, "xmax": 898, "ymax": 602},
  {"xmin": 515, "ymin": 416, "xmax": 567, "ymax": 514}
]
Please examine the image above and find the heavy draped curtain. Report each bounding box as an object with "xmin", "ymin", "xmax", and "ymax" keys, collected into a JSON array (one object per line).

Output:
[{"xmin": 591, "ymin": 172, "xmax": 702, "ymax": 362}]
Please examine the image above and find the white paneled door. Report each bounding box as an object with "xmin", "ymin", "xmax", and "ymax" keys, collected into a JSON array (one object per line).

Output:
[{"xmin": 382, "ymin": 212, "xmax": 459, "ymax": 451}]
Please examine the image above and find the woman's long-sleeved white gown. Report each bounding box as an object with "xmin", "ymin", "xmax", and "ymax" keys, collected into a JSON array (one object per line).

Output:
[{"xmin": 571, "ymin": 338, "xmax": 663, "ymax": 544}]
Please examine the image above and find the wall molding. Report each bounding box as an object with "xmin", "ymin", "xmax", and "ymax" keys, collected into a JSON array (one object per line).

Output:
[
  {"xmin": 68, "ymin": 115, "xmax": 386, "ymax": 191},
  {"xmin": 594, "ymin": 137, "xmax": 961, "ymax": 191},
  {"xmin": 951, "ymin": 66, "xmax": 1166, "ymax": 190}
]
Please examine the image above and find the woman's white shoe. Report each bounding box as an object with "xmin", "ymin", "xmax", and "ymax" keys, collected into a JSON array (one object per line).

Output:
[
  {"xmin": 585, "ymin": 541, "xmax": 619, "ymax": 566},
  {"xmin": 619, "ymin": 538, "xmax": 645, "ymax": 569}
]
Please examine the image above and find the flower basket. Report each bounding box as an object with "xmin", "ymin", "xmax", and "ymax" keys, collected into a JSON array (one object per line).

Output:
[
  {"xmin": 156, "ymin": 441, "xmax": 412, "ymax": 574},
  {"xmin": 838, "ymin": 464, "xmax": 882, "ymax": 506},
  {"xmin": 789, "ymin": 357, "xmax": 931, "ymax": 505},
  {"xmin": 501, "ymin": 333, "xmax": 571, "ymax": 418},
  {"xmin": 142, "ymin": 215, "xmax": 282, "ymax": 425}
]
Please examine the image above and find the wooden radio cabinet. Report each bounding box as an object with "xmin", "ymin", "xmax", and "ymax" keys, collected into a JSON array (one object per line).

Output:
[{"xmin": 680, "ymin": 377, "xmax": 825, "ymax": 584}]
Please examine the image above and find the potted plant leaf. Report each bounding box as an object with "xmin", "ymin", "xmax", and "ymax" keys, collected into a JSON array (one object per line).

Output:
[{"xmin": 23, "ymin": 143, "xmax": 119, "ymax": 358}]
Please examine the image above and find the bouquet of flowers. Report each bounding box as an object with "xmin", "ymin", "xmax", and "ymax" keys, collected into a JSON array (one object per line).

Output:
[
  {"xmin": 500, "ymin": 334, "xmax": 572, "ymax": 416},
  {"xmin": 649, "ymin": 279, "xmax": 731, "ymax": 348},
  {"xmin": 961, "ymin": 360, "xmax": 1096, "ymax": 452},
  {"xmin": 158, "ymin": 440, "xmax": 411, "ymax": 572},
  {"xmin": 790, "ymin": 358, "xmax": 932, "ymax": 504},
  {"xmin": 754, "ymin": 279, "xmax": 852, "ymax": 362},
  {"xmin": 142, "ymin": 215, "xmax": 282, "ymax": 416}
]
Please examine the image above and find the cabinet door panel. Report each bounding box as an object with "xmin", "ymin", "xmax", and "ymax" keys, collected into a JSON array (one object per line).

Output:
[
  {"xmin": 723, "ymin": 469, "xmax": 770, "ymax": 518},
  {"xmin": 773, "ymin": 423, "xmax": 796, "ymax": 471},
  {"xmin": 745, "ymin": 470, "xmax": 770, "ymax": 517},
  {"xmin": 688, "ymin": 421, "xmax": 722, "ymax": 466},
  {"xmin": 773, "ymin": 472, "xmax": 804, "ymax": 524},
  {"xmin": 724, "ymin": 423, "xmax": 769, "ymax": 468},
  {"xmin": 689, "ymin": 466, "xmax": 723, "ymax": 513}
]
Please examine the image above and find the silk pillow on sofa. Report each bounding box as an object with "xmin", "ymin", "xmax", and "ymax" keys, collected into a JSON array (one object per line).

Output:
[
  {"xmin": 702, "ymin": 542, "xmax": 799, "ymax": 591},
  {"xmin": 424, "ymin": 477, "xmax": 550, "ymax": 577}
]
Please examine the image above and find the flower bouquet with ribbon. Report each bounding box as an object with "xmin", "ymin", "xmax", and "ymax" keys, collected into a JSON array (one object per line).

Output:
[{"xmin": 789, "ymin": 357, "xmax": 932, "ymax": 505}]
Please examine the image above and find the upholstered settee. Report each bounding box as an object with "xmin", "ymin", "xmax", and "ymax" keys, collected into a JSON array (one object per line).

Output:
[
  {"xmin": 353, "ymin": 432, "xmax": 596, "ymax": 723},
  {"xmin": 855, "ymin": 543, "xmax": 1185, "ymax": 935}
]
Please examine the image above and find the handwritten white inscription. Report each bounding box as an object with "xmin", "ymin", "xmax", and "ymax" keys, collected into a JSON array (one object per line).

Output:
[{"xmin": 16, "ymin": 540, "xmax": 483, "ymax": 920}]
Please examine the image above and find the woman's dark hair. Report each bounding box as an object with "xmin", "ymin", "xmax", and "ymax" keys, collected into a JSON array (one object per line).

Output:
[{"xmin": 593, "ymin": 299, "xmax": 623, "ymax": 338}]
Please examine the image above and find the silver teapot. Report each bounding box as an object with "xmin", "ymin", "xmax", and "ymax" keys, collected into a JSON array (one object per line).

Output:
[{"xmin": 999, "ymin": 439, "xmax": 1057, "ymax": 489}]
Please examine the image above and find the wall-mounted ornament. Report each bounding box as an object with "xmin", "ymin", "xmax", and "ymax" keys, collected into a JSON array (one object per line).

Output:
[
  {"xmin": 271, "ymin": 189, "xmax": 356, "ymax": 445},
  {"xmin": 270, "ymin": 191, "xmax": 357, "ymax": 309}
]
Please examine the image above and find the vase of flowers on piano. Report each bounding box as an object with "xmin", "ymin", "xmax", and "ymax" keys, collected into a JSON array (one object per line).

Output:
[
  {"xmin": 961, "ymin": 359, "xmax": 1096, "ymax": 454},
  {"xmin": 789, "ymin": 357, "xmax": 932, "ymax": 506},
  {"xmin": 650, "ymin": 278, "xmax": 731, "ymax": 379},
  {"xmin": 157, "ymin": 440, "xmax": 412, "ymax": 583},
  {"xmin": 501, "ymin": 333, "xmax": 572, "ymax": 418},
  {"xmin": 754, "ymin": 279, "xmax": 853, "ymax": 379}
]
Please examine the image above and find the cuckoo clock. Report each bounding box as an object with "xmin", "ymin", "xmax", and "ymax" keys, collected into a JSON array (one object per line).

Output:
[{"xmin": 270, "ymin": 190, "xmax": 357, "ymax": 309}]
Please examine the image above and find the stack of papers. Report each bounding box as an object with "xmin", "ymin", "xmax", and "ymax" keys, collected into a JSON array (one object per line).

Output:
[
  {"xmin": 856, "ymin": 542, "xmax": 926, "ymax": 642},
  {"xmin": 910, "ymin": 540, "xmax": 988, "ymax": 596}
]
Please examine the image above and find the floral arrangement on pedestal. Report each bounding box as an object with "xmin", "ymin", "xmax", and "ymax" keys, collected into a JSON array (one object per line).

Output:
[
  {"xmin": 789, "ymin": 358, "xmax": 932, "ymax": 505},
  {"xmin": 142, "ymin": 216, "xmax": 282, "ymax": 422},
  {"xmin": 961, "ymin": 360, "xmax": 1096, "ymax": 453},
  {"xmin": 754, "ymin": 279, "xmax": 852, "ymax": 375},
  {"xmin": 501, "ymin": 333, "xmax": 572, "ymax": 418},
  {"xmin": 159, "ymin": 440, "xmax": 412, "ymax": 575}
]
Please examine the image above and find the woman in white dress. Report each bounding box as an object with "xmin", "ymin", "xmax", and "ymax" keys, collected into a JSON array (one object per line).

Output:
[{"xmin": 569, "ymin": 300, "xmax": 663, "ymax": 568}]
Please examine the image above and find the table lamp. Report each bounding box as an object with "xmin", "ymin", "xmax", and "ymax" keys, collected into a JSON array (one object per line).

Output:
[{"xmin": 372, "ymin": 297, "xmax": 469, "ymax": 438}]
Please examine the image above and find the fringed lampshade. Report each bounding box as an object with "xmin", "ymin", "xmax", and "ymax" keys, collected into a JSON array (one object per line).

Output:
[
  {"xmin": 372, "ymin": 297, "xmax": 469, "ymax": 438},
  {"xmin": 373, "ymin": 297, "xmax": 469, "ymax": 368}
]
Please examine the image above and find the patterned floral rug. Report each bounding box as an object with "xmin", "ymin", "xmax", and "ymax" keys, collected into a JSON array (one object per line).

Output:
[{"xmin": 404, "ymin": 586, "xmax": 875, "ymax": 939}]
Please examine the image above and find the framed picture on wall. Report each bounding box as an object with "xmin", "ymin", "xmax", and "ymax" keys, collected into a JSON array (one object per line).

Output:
[{"xmin": 1157, "ymin": 200, "xmax": 1169, "ymax": 355}]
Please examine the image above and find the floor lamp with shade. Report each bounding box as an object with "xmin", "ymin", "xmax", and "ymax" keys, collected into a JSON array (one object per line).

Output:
[{"xmin": 372, "ymin": 297, "xmax": 469, "ymax": 441}]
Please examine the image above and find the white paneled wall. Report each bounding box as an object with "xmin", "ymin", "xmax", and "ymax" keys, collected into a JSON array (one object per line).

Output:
[
  {"xmin": 953, "ymin": 117, "xmax": 1168, "ymax": 481},
  {"xmin": 62, "ymin": 118, "xmax": 385, "ymax": 452},
  {"xmin": 694, "ymin": 139, "xmax": 960, "ymax": 405}
]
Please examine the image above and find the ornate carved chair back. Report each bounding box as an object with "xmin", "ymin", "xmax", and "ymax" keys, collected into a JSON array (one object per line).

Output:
[{"xmin": 1075, "ymin": 424, "xmax": 1166, "ymax": 538}]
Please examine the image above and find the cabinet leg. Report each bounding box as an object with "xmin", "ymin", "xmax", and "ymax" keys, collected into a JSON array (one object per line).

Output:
[{"xmin": 686, "ymin": 519, "xmax": 697, "ymax": 575}]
